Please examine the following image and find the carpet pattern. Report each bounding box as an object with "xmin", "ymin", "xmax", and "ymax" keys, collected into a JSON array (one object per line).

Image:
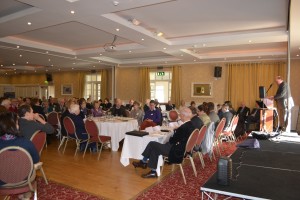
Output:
[
  {"xmin": 136, "ymin": 143, "xmax": 238, "ymax": 200},
  {"xmin": 10, "ymin": 177, "xmax": 104, "ymax": 200}
]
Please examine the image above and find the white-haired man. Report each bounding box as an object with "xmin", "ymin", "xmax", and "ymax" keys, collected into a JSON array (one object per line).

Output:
[{"xmin": 132, "ymin": 107, "xmax": 195, "ymax": 178}]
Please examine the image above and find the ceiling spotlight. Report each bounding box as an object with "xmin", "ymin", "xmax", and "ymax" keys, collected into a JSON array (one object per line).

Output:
[
  {"xmin": 13, "ymin": 63, "xmax": 15, "ymax": 66},
  {"xmin": 180, "ymin": 54, "xmax": 183, "ymax": 57},
  {"xmin": 113, "ymin": 1, "xmax": 119, "ymax": 6},
  {"xmin": 163, "ymin": 47, "xmax": 167, "ymax": 50},
  {"xmin": 70, "ymin": 10, "xmax": 75, "ymax": 14},
  {"xmin": 58, "ymin": 69, "xmax": 61, "ymax": 71},
  {"xmin": 297, "ymin": 54, "xmax": 299, "ymax": 57},
  {"xmin": 27, "ymin": 22, "xmax": 31, "ymax": 25},
  {"xmin": 129, "ymin": 50, "xmax": 132, "ymax": 53},
  {"xmin": 19, "ymin": 54, "xmax": 22, "ymax": 57},
  {"xmin": 156, "ymin": 31, "xmax": 164, "ymax": 37},
  {"xmin": 14, "ymin": 69, "xmax": 16, "ymax": 71},
  {"xmin": 98, "ymin": 61, "xmax": 101, "ymax": 62},
  {"xmin": 51, "ymin": 64, "xmax": 54, "ymax": 66},
  {"xmin": 74, "ymin": 56, "xmax": 77, "ymax": 59},
  {"xmin": 72, "ymin": 68, "xmax": 74, "ymax": 70},
  {"xmin": 34, "ymin": 70, "xmax": 37, "ymax": 72},
  {"xmin": 16, "ymin": 46, "xmax": 20, "ymax": 48},
  {"xmin": 46, "ymin": 51, "xmax": 49, "ymax": 54},
  {"xmin": 26, "ymin": 61, "xmax": 29, "ymax": 64},
  {"xmin": 48, "ymin": 59, "xmax": 51, "ymax": 61},
  {"xmin": 93, "ymin": 66, "xmax": 95, "ymax": 68},
  {"xmin": 141, "ymin": 38, "xmax": 144, "ymax": 41},
  {"xmin": 130, "ymin": 18, "xmax": 141, "ymax": 26},
  {"xmin": 139, "ymin": 62, "xmax": 143, "ymax": 64},
  {"xmin": 99, "ymin": 53, "xmax": 102, "ymax": 56},
  {"xmin": 249, "ymin": 40, "xmax": 252, "ymax": 43},
  {"xmin": 0, "ymin": 65, "xmax": 3, "ymax": 67},
  {"xmin": 73, "ymin": 63, "xmax": 76, "ymax": 65},
  {"xmin": 116, "ymin": 28, "xmax": 120, "ymax": 31}
]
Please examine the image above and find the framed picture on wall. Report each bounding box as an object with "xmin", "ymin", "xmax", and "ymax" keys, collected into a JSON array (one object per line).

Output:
[
  {"xmin": 191, "ymin": 83, "xmax": 212, "ymax": 97},
  {"xmin": 61, "ymin": 84, "xmax": 73, "ymax": 95}
]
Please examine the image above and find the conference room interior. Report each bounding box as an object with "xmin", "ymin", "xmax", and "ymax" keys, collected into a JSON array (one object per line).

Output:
[{"xmin": 1, "ymin": 0, "xmax": 300, "ymax": 199}]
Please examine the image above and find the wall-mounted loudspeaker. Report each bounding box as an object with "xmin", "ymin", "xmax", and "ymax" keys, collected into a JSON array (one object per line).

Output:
[
  {"xmin": 214, "ymin": 66, "xmax": 222, "ymax": 78},
  {"xmin": 259, "ymin": 86, "xmax": 266, "ymax": 99},
  {"xmin": 46, "ymin": 73, "xmax": 53, "ymax": 82}
]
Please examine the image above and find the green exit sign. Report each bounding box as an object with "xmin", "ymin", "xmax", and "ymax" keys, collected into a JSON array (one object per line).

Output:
[{"xmin": 157, "ymin": 71, "xmax": 165, "ymax": 76}]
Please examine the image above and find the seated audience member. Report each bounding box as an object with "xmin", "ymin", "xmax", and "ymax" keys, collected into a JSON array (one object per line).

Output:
[
  {"xmin": 179, "ymin": 99, "xmax": 186, "ymax": 110},
  {"xmin": 18, "ymin": 104, "xmax": 54, "ymax": 140},
  {"xmin": 91, "ymin": 100, "xmax": 104, "ymax": 117},
  {"xmin": 60, "ymin": 99, "xmax": 75, "ymax": 137},
  {"xmin": 31, "ymin": 97, "xmax": 47, "ymax": 120},
  {"xmin": 48, "ymin": 98, "xmax": 60, "ymax": 113},
  {"xmin": 102, "ymin": 98, "xmax": 112, "ymax": 111},
  {"xmin": 166, "ymin": 100, "xmax": 176, "ymax": 111},
  {"xmin": 130, "ymin": 101, "xmax": 144, "ymax": 126},
  {"xmin": 143, "ymin": 100, "xmax": 162, "ymax": 125},
  {"xmin": 79, "ymin": 98, "xmax": 88, "ymax": 118},
  {"xmin": 191, "ymin": 112, "xmax": 203, "ymax": 129},
  {"xmin": 86, "ymin": 98, "xmax": 93, "ymax": 110},
  {"xmin": 246, "ymin": 103, "xmax": 260, "ymax": 131},
  {"xmin": 110, "ymin": 99, "xmax": 127, "ymax": 117},
  {"xmin": 42, "ymin": 101, "xmax": 50, "ymax": 114},
  {"xmin": 57, "ymin": 98, "xmax": 66, "ymax": 113},
  {"xmin": 0, "ymin": 111, "xmax": 39, "ymax": 196},
  {"xmin": 125, "ymin": 99, "xmax": 134, "ymax": 111},
  {"xmin": 24, "ymin": 97, "xmax": 31, "ymax": 105},
  {"xmin": 236, "ymin": 102, "xmax": 250, "ymax": 122},
  {"xmin": 67, "ymin": 104, "xmax": 96, "ymax": 152},
  {"xmin": 9, "ymin": 98, "xmax": 19, "ymax": 113},
  {"xmin": 197, "ymin": 105, "xmax": 211, "ymax": 126},
  {"xmin": 219, "ymin": 104, "xmax": 233, "ymax": 130},
  {"xmin": 189, "ymin": 101, "xmax": 197, "ymax": 115},
  {"xmin": 143, "ymin": 99, "xmax": 150, "ymax": 112},
  {"xmin": 132, "ymin": 107, "xmax": 195, "ymax": 178},
  {"xmin": 207, "ymin": 102, "xmax": 220, "ymax": 124},
  {"xmin": 224, "ymin": 101, "xmax": 236, "ymax": 115},
  {"xmin": 1, "ymin": 99, "xmax": 11, "ymax": 111}
]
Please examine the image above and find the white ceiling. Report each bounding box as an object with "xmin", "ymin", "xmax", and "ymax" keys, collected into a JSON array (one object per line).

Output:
[{"xmin": 0, "ymin": 0, "xmax": 299, "ymax": 74}]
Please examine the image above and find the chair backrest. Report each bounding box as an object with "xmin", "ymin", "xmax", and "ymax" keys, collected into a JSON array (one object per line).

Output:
[
  {"xmin": 215, "ymin": 118, "xmax": 226, "ymax": 138},
  {"xmin": 168, "ymin": 110, "xmax": 179, "ymax": 121},
  {"xmin": 195, "ymin": 125, "xmax": 207, "ymax": 146},
  {"xmin": 231, "ymin": 115, "xmax": 239, "ymax": 132},
  {"xmin": 47, "ymin": 111, "xmax": 59, "ymax": 126},
  {"xmin": 224, "ymin": 115, "xmax": 236, "ymax": 132},
  {"xmin": 185, "ymin": 129, "xmax": 199, "ymax": 153},
  {"xmin": 140, "ymin": 120, "xmax": 157, "ymax": 130},
  {"xmin": 30, "ymin": 130, "xmax": 46, "ymax": 155},
  {"xmin": 63, "ymin": 116, "xmax": 76, "ymax": 137},
  {"xmin": 0, "ymin": 146, "xmax": 35, "ymax": 187},
  {"xmin": 85, "ymin": 119, "xmax": 99, "ymax": 139},
  {"xmin": 125, "ymin": 110, "xmax": 130, "ymax": 117}
]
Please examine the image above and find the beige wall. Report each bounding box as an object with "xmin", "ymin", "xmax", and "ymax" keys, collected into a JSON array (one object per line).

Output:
[{"xmin": 291, "ymin": 59, "xmax": 300, "ymax": 106}]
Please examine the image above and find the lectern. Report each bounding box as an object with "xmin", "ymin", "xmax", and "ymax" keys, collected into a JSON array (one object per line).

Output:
[{"xmin": 259, "ymin": 98, "xmax": 274, "ymax": 133}]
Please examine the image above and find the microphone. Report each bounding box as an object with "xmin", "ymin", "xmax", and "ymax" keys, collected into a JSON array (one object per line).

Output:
[
  {"xmin": 265, "ymin": 83, "xmax": 273, "ymax": 95},
  {"xmin": 269, "ymin": 83, "xmax": 273, "ymax": 89}
]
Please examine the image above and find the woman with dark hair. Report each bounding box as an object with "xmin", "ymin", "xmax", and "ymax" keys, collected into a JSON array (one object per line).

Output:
[
  {"xmin": 91, "ymin": 101, "xmax": 103, "ymax": 117},
  {"xmin": 78, "ymin": 98, "xmax": 88, "ymax": 119},
  {"xmin": 102, "ymin": 98, "xmax": 112, "ymax": 111},
  {"xmin": 0, "ymin": 111, "xmax": 39, "ymax": 163}
]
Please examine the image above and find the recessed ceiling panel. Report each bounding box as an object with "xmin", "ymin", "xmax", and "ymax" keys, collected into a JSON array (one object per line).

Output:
[
  {"xmin": 116, "ymin": 0, "xmax": 288, "ymax": 38},
  {"xmin": 0, "ymin": 0, "xmax": 33, "ymax": 18},
  {"xmin": 14, "ymin": 22, "xmax": 132, "ymax": 50},
  {"xmin": 106, "ymin": 51, "xmax": 171, "ymax": 59}
]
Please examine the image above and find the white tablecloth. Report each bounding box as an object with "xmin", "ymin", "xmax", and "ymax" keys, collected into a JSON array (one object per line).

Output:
[
  {"xmin": 92, "ymin": 117, "xmax": 138, "ymax": 151},
  {"xmin": 120, "ymin": 130, "xmax": 173, "ymax": 176}
]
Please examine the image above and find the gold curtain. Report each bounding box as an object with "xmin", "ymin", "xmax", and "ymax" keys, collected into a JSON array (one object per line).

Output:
[
  {"xmin": 78, "ymin": 72, "xmax": 86, "ymax": 98},
  {"xmin": 171, "ymin": 66, "xmax": 182, "ymax": 108},
  {"xmin": 100, "ymin": 69, "xmax": 108, "ymax": 99},
  {"xmin": 227, "ymin": 62, "xmax": 286, "ymax": 109},
  {"xmin": 138, "ymin": 67, "xmax": 150, "ymax": 103}
]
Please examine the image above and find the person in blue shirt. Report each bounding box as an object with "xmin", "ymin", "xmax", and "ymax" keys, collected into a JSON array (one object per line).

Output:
[{"xmin": 143, "ymin": 100, "xmax": 162, "ymax": 125}]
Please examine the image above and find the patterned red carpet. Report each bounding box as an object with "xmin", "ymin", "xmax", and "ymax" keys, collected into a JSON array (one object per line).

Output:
[
  {"xmin": 10, "ymin": 177, "xmax": 104, "ymax": 200},
  {"xmin": 136, "ymin": 143, "xmax": 238, "ymax": 200}
]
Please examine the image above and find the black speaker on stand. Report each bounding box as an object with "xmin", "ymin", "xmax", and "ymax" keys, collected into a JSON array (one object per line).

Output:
[
  {"xmin": 259, "ymin": 86, "xmax": 266, "ymax": 99},
  {"xmin": 46, "ymin": 73, "xmax": 53, "ymax": 82},
  {"xmin": 214, "ymin": 66, "xmax": 222, "ymax": 78}
]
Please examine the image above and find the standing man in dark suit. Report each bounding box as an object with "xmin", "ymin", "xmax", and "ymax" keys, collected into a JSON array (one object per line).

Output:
[
  {"xmin": 269, "ymin": 76, "xmax": 292, "ymax": 131},
  {"xmin": 219, "ymin": 104, "xmax": 233, "ymax": 130},
  {"xmin": 132, "ymin": 107, "xmax": 195, "ymax": 178}
]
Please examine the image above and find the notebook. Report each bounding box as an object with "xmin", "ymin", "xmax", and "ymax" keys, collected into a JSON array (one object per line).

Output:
[{"xmin": 125, "ymin": 131, "xmax": 149, "ymax": 137}]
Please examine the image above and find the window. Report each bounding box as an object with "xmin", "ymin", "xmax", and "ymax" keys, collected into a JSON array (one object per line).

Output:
[
  {"xmin": 84, "ymin": 74, "xmax": 101, "ymax": 100},
  {"xmin": 150, "ymin": 71, "xmax": 172, "ymax": 103}
]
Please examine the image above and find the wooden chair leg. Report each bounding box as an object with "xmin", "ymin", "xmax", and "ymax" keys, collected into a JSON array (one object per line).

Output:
[
  {"xmin": 179, "ymin": 164, "xmax": 186, "ymax": 184},
  {"xmin": 198, "ymin": 152, "xmax": 205, "ymax": 168},
  {"xmin": 189, "ymin": 156, "xmax": 197, "ymax": 177},
  {"xmin": 39, "ymin": 166, "xmax": 48, "ymax": 185}
]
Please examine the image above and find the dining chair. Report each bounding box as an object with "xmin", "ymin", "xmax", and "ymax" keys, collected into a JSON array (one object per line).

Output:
[
  {"xmin": 161, "ymin": 129, "xmax": 199, "ymax": 184},
  {"xmin": 140, "ymin": 120, "xmax": 157, "ymax": 130},
  {"xmin": 194, "ymin": 125, "xmax": 207, "ymax": 169},
  {"xmin": 0, "ymin": 146, "xmax": 37, "ymax": 199},
  {"xmin": 222, "ymin": 115, "xmax": 239, "ymax": 144},
  {"xmin": 30, "ymin": 130, "xmax": 48, "ymax": 185},
  {"xmin": 168, "ymin": 110, "xmax": 179, "ymax": 122},
  {"xmin": 84, "ymin": 119, "xmax": 111, "ymax": 160},
  {"xmin": 47, "ymin": 111, "xmax": 62, "ymax": 141},
  {"xmin": 62, "ymin": 116, "xmax": 88, "ymax": 156},
  {"xmin": 214, "ymin": 118, "xmax": 226, "ymax": 157}
]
